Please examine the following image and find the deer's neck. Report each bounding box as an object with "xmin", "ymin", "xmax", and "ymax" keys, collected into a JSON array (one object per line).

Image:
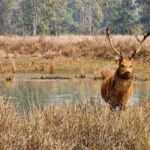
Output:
[{"xmin": 112, "ymin": 69, "xmax": 133, "ymax": 91}]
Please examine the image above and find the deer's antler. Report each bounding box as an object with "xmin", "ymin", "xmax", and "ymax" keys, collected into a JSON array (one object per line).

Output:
[
  {"xmin": 130, "ymin": 31, "xmax": 150, "ymax": 59},
  {"xmin": 106, "ymin": 28, "xmax": 123, "ymax": 58}
]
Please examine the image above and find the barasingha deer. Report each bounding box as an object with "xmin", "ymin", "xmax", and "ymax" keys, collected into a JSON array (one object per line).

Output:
[{"xmin": 101, "ymin": 28, "xmax": 150, "ymax": 110}]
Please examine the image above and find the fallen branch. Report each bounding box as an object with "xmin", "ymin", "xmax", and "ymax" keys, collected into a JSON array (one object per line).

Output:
[{"xmin": 31, "ymin": 76, "xmax": 70, "ymax": 80}]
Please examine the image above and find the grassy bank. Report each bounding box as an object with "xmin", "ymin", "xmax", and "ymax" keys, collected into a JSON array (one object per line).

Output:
[
  {"xmin": 0, "ymin": 35, "xmax": 150, "ymax": 80},
  {"xmin": 0, "ymin": 57, "xmax": 150, "ymax": 81},
  {"xmin": 0, "ymin": 35, "xmax": 150, "ymax": 58},
  {"xmin": 0, "ymin": 99, "xmax": 150, "ymax": 150}
]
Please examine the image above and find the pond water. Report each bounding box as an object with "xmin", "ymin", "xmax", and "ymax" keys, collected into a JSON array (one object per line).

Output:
[{"xmin": 0, "ymin": 74, "xmax": 150, "ymax": 112}]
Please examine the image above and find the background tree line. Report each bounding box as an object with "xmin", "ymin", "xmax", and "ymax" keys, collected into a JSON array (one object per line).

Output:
[{"xmin": 0, "ymin": 0, "xmax": 149, "ymax": 36}]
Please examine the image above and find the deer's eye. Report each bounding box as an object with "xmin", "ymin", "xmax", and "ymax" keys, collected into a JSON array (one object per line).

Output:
[{"xmin": 121, "ymin": 64, "xmax": 125, "ymax": 68}]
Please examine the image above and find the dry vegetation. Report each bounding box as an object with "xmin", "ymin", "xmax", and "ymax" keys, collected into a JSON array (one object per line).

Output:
[
  {"xmin": 0, "ymin": 35, "xmax": 150, "ymax": 80},
  {"xmin": 0, "ymin": 98, "xmax": 150, "ymax": 150},
  {"xmin": 0, "ymin": 36, "xmax": 150, "ymax": 149},
  {"xmin": 0, "ymin": 35, "xmax": 150, "ymax": 58}
]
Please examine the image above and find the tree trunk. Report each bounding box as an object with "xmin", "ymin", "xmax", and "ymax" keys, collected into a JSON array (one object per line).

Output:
[
  {"xmin": 88, "ymin": 3, "xmax": 92, "ymax": 35},
  {"xmin": 21, "ymin": 0, "xmax": 26, "ymax": 36},
  {"xmin": 33, "ymin": 0, "xmax": 37, "ymax": 36},
  {"xmin": 0, "ymin": 0, "xmax": 6, "ymax": 34},
  {"xmin": 54, "ymin": 12, "xmax": 58, "ymax": 36}
]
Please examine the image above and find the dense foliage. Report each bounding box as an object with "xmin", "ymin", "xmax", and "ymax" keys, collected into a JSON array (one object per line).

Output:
[{"xmin": 0, "ymin": 0, "xmax": 149, "ymax": 35}]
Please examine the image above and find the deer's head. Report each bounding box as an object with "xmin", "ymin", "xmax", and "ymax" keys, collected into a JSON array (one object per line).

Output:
[{"xmin": 106, "ymin": 28, "xmax": 150, "ymax": 79}]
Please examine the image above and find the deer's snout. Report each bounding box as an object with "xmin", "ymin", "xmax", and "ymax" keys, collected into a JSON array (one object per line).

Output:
[
  {"xmin": 125, "ymin": 71, "xmax": 131, "ymax": 75},
  {"xmin": 124, "ymin": 71, "xmax": 132, "ymax": 78}
]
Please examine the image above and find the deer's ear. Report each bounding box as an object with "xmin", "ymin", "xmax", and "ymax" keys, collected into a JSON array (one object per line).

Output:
[
  {"xmin": 115, "ymin": 56, "xmax": 123, "ymax": 60},
  {"xmin": 114, "ymin": 56, "xmax": 120, "ymax": 64},
  {"xmin": 115, "ymin": 56, "xmax": 120, "ymax": 61}
]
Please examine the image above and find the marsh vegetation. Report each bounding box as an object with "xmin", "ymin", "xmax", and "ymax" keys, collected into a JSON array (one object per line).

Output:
[
  {"xmin": 1, "ymin": 0, "xmax": 150, "ymax": 149},
  {"xmin": 0, "ymin": 97, "xmax": 150, "ymax": 150}
]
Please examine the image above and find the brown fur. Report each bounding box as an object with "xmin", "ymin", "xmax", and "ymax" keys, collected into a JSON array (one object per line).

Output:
[
  {"xmin": 101, "ymin": 28, "xmax": 150, "ymax": 110},
  {"xmin": 101, "ymin": 58, "xmax": 133, "ymax": 110}
]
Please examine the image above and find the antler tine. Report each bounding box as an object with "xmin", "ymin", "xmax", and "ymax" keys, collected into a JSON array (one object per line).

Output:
[
  {"xmin": 130, "ymin": 31, "xmax": 150, "ymax": 59},
  {"xmin": 135, "ymin": 35, "xmax": 142, "ymax": 43},
  {"xmin": 106, "ymin": 28, "xmax": 122, "ymax": 58}
]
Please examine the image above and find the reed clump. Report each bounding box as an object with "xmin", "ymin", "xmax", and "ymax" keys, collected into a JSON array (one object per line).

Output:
[
  {"xmin": 93, "ymin": 66, "xmax": 101, "ymax": 80},
  {"xmin": 11, "ymin": 59, "xmax": 17, "ymax": 73},
  {"xmin": 79, "ymin": 66, "xmax": 86, "ymax": 78},
  {"xmin": 0, "ymin": 98, "xmax": 149, "ymax": 150},
  {"xmin": 4, "ymin": 73, "xmax": 14, "ymax": 82},
  {"xmin": 48, "ymin": 62, "xmax": 54, "ymax": 74}
]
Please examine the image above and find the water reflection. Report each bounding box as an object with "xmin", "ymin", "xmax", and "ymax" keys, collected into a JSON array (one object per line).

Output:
[{"xmin": 0, "ymin": 77, "xmax": 150, "ymax": 112}]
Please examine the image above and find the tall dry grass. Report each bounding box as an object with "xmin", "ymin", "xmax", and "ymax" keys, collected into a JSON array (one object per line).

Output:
[
  {"xmin": 93, "ymin": 66, "xmax": 101, "ymax": 80},
  {"xmin": 38, "ymin": 63, "xmax": 45, "ymax": 72},
  {"xmin": 11, "ymin": 59, "xmax": 17, "ymax": 73},
  {"xmin": 79, "ymin": 66, "xmax": 86, "ymax": 78},
  {"xmin": 0, "ymin": 60, "xmax": 3, "ymax": 70},
  {"xmin": 0, "ymin": 98, "xmax": 149, "ymax": 150},
  {"xmin": 0, "ymin": 35, "xmax": 150, "ymax": 58}
]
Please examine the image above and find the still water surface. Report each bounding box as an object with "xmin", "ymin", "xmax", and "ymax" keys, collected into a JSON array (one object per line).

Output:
[{"xmin": 0, "ymin": 74, "xmax": 149, "ymax": 112}]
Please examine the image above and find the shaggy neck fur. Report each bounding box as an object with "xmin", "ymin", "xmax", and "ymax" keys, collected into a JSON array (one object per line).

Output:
[{"xmin": 112, "ymin": 69, "xmax": 133, "ymax": 91}]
